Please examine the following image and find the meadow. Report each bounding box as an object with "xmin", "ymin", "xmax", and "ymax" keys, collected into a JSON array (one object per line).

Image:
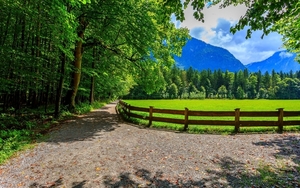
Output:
[{"xmin": 122, "ymin": 99, "xmax": 300, "ymax": 133}]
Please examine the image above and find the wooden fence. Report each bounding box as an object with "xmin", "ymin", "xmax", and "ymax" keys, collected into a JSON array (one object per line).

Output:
[{"xmin": 118, "ymin": 100, "xmax": 300, "ymax": 132}]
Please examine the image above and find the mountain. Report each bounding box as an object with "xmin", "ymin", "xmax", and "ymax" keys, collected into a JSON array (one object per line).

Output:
[
  {"xmin": 246, "ymin": 51, "xmax": 300, "ymax": 73},
  {"xmin": 174, "ymin": 38, "xmax": 246, "ymax": 72}
]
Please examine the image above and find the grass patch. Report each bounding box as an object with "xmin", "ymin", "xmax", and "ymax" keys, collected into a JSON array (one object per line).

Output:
[
  {"xmin": 238, "ymin": 160, "xmax": 299, "ymax": 187},
  {"xmin": 122, "ymin": 99, "xmax": 300, "ymax": 134},
  {"xmin": 0, "ymin": 101, "xmax": 107, "ymax": 165},
  {"xmin": 0, "ymin": 130, "xmax": 37, "ymax": 164},
  {"xmin": 124, "ymin": 99, "xmax": 300, "ymax": 111}
]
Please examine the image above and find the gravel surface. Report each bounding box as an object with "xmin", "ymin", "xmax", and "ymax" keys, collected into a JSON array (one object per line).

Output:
[{"xmin": 0, "ymin": 101, "xmax": 299, "ymax": 187}]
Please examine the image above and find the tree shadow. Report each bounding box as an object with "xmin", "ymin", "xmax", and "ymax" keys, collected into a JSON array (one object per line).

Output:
[
  {"xmin": 72, "ymin": 180, "xmax": 87, "ymax": 188},
  {"xmin": 29, "ymin": 177, "xmax": 63, "ymax": 188},
  {"xmin": 204, "ymin": 155, "xmax": 300, "ymax": 187},
  {"xmin": 42, "ymin": 102, "xmax": 121, "ymax": 143},
  {"xmin": 29, "ymin": 178, "xmax": 87, "ymax": 188},
  {"xmin": 27, "ymin": 156, "xmax": 299, "ymax": 188},
  {"xmin": 252, "ymin": 134, "xmax": 300, "ymax": 164},
  {"xmin": 103, "ymin": 168, "xmax": 205, "ymax": 187},
  {"xmin": 204, "ymin": 134, "xmax": 300, "ymax": 187},
  {"xmin": 100, "ymin": 160, "xmax": 299, "ymax": 187}
]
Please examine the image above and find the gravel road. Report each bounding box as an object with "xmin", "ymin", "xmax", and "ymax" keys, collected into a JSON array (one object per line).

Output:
[{"xmin": 0, "ymin": 101, "xmax": 299, "ymax": 187}]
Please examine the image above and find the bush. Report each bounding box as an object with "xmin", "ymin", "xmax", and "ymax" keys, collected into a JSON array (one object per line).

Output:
[
  {"xmin": 0, "ymin": 129, "xmax": 34, "ymax": 164},
  {"xmin": 189, "ymin": 92, "xmax": 205, "ymax": 99}
]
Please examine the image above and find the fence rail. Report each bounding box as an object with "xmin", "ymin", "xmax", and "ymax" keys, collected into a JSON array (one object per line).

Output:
[{"xmin": 118, "ymin": 100, "xmax": 300, "ymax": 132}]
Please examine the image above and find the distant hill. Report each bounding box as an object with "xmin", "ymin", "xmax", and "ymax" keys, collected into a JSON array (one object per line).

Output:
[
  {"xmin": 174, "ymin": 38, "xmax": 246, "ymax": 72},
  {"xmin": 246, "ymin": 51, "xmax": 300, "ymax": 73}
]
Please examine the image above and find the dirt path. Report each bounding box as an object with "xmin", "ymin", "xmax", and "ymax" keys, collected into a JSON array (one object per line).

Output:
[{"xmin": 0, "ymin": 101, "xmax": 299, "ymax": 187}]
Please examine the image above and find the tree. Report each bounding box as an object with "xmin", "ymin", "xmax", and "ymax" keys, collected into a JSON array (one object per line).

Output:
[
  {"xmin": 258, "ymin": 88, "xmax": 267, "ymax": 99},
  {"xmin": 274, "ymin": 2, "xmax": 300, "ymax": 61},
  {"xmin": 276, "ymin": 78, "xmax": 300, "ymax": 99},
  {"xmin": 0, "ymin": 0, "xmax": 78, "ymax": 114},
  {"xmin": 62, "ymin": 0, "xmax": 189, "ymax": 109},
  {"xmin": 217, "ymin": 85, "xmax": 227, "ymax": 98},
  {"xmin": 188, "ymin": 84, "xmax": 198, "ymax": 97},
  {"xmin": 247, "ymin": 74, "xmax": 258, "ymax": 99},
  {"xmin": 262, "ymin": 71, "xmax": 272, "ymax": 89},
  {"xmin": 168, "ymin": 83, "xmax": 178, "ymax": 99},
  {"xmin": 224, "ymin": 71, "xmax": 234, "ymax": 98},
  {"xmin": 236, "ymin": 86, "xmax": 245, "ymax": 99},
  {"xmin": 235, "ymin": 70, "xmax": 247, "ymax": 92}
]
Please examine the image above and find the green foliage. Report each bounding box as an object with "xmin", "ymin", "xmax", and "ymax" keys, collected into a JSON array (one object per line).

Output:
[
  {"xmin": 0, "ymin": 129, "xmax": 35, "ymax": 164},
  {"xmin": 187, "ymin": 92, "xmax": 205, "ymax": 99},
  {"xmin": 168, "ymin": 83, "xmax": 178, "ymax": 99},
  {"xmin": 75, "ymin": 101, "xmax": 105, "ymax": 115},
  {"xmin": 217, "ymin": 85, "xmax": 227, "ymax": 98},
  {"xmin": 0, "ymin": 0, "xmax": 189, "ymax": 114},
  {"xmin": 0, "ymin": 114, "xmax": 19, "ymax": 130},
  {"xmin": 126, "ymin": 66, "xmax": 300, "ymax": 100},
  {"xmin": 236, "ymin": 86, "xmax": 245, "ymax": 99},
  {"xmin": 0, "ymin": 100, "xmax": 106, "ymax": 164}
]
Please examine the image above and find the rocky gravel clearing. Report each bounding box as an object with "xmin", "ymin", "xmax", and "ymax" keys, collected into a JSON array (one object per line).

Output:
[{"xmin": 0, "ymin": 102, "xmax": 299, "ymax": 187}]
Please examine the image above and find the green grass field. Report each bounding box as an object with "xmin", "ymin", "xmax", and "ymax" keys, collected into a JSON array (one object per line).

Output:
[{"xmin": 122, "ymin": 99, "xmax": 300, "ymax": 134}]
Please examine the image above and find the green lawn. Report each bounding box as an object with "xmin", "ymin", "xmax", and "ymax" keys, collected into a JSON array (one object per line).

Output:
[{"xmin": 122, "ymin": 99, "xmax": 300, "ymax": 133}]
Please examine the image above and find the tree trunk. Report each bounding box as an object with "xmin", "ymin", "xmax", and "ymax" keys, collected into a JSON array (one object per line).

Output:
[
  {"xmin": 54, "ymin": 52, "xmax": 66, "ymax": 118},
  {"xmin": 89, "ymin": 46, "xmax": 96, "ymax": 104},
  {"xmin": 32, "ymin": 4, "xmax": 41, "ymax": 108},
  {"xmin": 66, "ymin": 30, "xmax": 84, "ymax": 110},
  {"xmin": 1, "ymin": 11, "xmax": 11, "ymax": 46}
]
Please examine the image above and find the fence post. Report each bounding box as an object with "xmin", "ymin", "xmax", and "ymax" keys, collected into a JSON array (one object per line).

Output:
[
  {"xmin": 184, "ymin": 108, "xmax": 189, "ymax": 131},
  {"xmin": 148, "ymin": 106, "xmax": 153, "ymax": 127},
  {"xmin": 128, "ymin": 104, "xmax": 131, "ymax": 119},
  {"xmin": 277, "ymin": 108, "xmax": 284, "ymax": 133},
  {"xmin": 235, "ymin": 108, "xmax": 240, "ymax": 133}
]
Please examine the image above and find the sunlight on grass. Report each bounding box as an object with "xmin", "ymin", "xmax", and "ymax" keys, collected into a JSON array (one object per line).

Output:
[
  {"xmin": 122, "ymin": 99, "xmax": 300, "ymax": 134},
  {"xmin": 124, "ymin": 99, "xmax": 300, "ymax": 111}
]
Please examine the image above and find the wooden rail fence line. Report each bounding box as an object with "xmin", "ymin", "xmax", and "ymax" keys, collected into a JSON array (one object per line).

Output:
[{"xmin": 118, "ymin": 100, "xmax": 300, "ymax": 132}]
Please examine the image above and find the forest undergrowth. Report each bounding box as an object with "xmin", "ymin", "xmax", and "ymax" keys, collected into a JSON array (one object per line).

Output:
[{"xmin": 0, "ymin": 101, "xmax": 106, "ymax": 165}]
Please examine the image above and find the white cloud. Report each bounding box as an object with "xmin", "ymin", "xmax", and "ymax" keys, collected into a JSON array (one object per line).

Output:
[
  {"xmin": 279, "ymin": 51, "xmax": 293, "ymax": 58},
  {"xmin": 172, "ymin": 3, "xmax": 284, "ymax": 65},
  {"xmin": 208, "ymin": 19, "xmax": 283, "ymax": 64},
  {"xmin": 181, "ymin": 3, "xmax": 247, "ymax": 31},
  {"xmin": 216, "ymin": 30, "xmax": 233, "ymax": 44}
]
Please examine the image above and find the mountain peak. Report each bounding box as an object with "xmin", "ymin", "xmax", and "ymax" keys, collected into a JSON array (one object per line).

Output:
[
  {"xmin": 246, "ymin": 50, "xmax": 300, "ymax": 73},
  {"xmin": 174, "ymin": 37, "xmax": 246, "ymax": 72}
]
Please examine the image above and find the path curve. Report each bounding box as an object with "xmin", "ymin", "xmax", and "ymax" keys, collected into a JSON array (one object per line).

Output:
[{"xmin": 0, "ymin": 101, "xmax": 299, "ymax": 187}]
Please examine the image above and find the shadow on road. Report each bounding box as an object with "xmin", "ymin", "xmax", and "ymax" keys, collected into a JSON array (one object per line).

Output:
[
  {"xmin": 43, "ymin": 102, "xmax": 120, "ymax": 143},
  {"xmin": 253, "ymin": 134, "xmax": 300, "ymax": 164},
  {"xmin": 28, "ymin": 134, "xmax": 300, "ymax": 187},
  {"xmin": 100, "ymin": 155, "xmax": 299, "ymax": 187},
  {"xmin": 104, "ymin": 134, "xmax": 299, "ymax": 187}
]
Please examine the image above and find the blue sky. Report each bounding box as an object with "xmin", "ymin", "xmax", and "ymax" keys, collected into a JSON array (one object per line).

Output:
[{"xmin": 171, "ymin": 3, "xmax": 284, "ymax": 65}]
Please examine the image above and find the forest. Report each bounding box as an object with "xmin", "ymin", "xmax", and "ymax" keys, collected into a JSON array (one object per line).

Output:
[
  {"xmin": 1, "ymin": 0, "xmax": 299, "ymax": 116},
  {"xmin": 126, "ymin": 67, "xmax": 300, "ymax": 100},
  {"xmin": 0, "ymin": 0, "xmax": 190, "ymax": 116}
]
